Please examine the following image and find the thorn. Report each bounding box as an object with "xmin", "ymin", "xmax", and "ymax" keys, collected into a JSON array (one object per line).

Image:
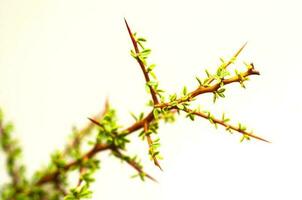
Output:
[
  {"xmin": 104, "ymin": 97, "xmax": 110, "ymax": 110},
  {"xmin": 234, "ymin": 41, "xmax": 248, "ymax": 58},
  {"xmin": 146, "ymin": 174, "xmax": 158, "ymax": 183},
  {"xmin": 154, "ymin": 159, "xmax": 164, "ymax": 171},
  {"xmin": 88, "ymin": 118, "xmax": 103, "ymax": 128},
  {"xmin": 124, "ymin": 18, "xmax": 139, "ymax": 52}
]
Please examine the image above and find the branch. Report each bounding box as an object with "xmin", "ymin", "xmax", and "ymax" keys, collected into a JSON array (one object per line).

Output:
[
  {"xmin": 111, "ymin": 148, "xmax": 157, "ymax": 182},
  {"xmin": 183, "ymin": 108, "xmax": 270, "ymax": 143},
  {"xmin": 144, "ymin": 122, "xmax": 163, "ymax": 171},
  {"xmin": 191, "ymin": 66, "xmax": 260, "ymax": 97},
  {"xmin": 124, "ymin": 18, "xmax": 159, "ymax": 105},
  {"xmin": 207, "ymin": 42, "xmax": 247, "ymax": 85},
  {"xmin": 63, "ymin": 99, "xmax": 110, "ymax": 157},
  {"xmin": 155, "ymin": 66, "xmax": 260, "ymax": 109},
  {"xmin": 35, "ymin": 65, "xmax": 264, "ymax": 186},
  {"xmin": 125, "ymin": 19, "xmax": 164, "ymax": 170},
  {"xmin": 36, "ymin": 143, "xmax": 110, "ymax": 185},
  {"xmin": 34, "ymin": 23, "xmax": 268, "ymax": 189}
]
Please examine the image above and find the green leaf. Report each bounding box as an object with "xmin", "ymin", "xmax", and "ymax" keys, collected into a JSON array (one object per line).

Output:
[
  {"xmin": 213, "ymin": 92, "xmax": 218, "ymax": 103},
  {"xmin": 140, "ymin": 49, "xmax": 151, "ymax": 57},
  {"xmin": 130, "ymin": 112, "xmax": 138, "ymax": 121},
  {"xmin": 205, "ymin": 69, "xmax": 211, "ymax": 78},
  {"xmin": 195, "ymin": 77, "xmax": 203, "ymax": 86},
  {"xmin": 147, "ymin": 81, "xmax": 158, "ymax": 87},
  {"xmin": 147, "ymin": 64, "xmax": 156, "ymax": 72},
  {"xmin": 150, "ymin": 71, "xmax": 157, "ymax": 80},
  {"xmin": 222, "ymin": 113, "xmax": 230, "ymax": 123},
  {"xmin": 137, "ymin": 37, "xmax": 147, "ymax": 42},
  {"xmin": 219, "ymin": 57, "xmax": 225, "ymax": 63},
  {"xmin": 176, "ymin": 104, "xmax": 184, "ymax": 110},
  {"xmin": 0, "ymin": 108, "xmax": 3, "ymax": 122},
  {"xmin": 169, "ymin": 93, "xmax": 177, "ymax": 101},
  {"xmin": 153, "ymin": 108, "xmax": 160, "ymax": 119},
  {"xmin": 218, "ymin": 88, "xmax": 225, "ymax": 93},
  {"xmin": 217, "ymin": 92, "xmax": 225, "ymax": 98},
  {"xmin": 139, "ymin": 112, "xmax": 144, "ymax": 120},
  {"xmin": 240, "ymin": 134, "xmax": 250, "ymax": 143},
  {"xmin": 186, "ymin": 113, "xmax": 195, "ymax": 121},
  {"xmin": 182, "ymin": 86, "xmax": 187, "ymax": 96},
  {"xmin": 130, "ymin": 50, "xmax": 137, "ymax": 58}
]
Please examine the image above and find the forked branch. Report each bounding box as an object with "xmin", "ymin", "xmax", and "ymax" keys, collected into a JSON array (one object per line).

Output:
[{"xmin": 0, "ymin": 19, "xmax": 269, "ymax": 200}]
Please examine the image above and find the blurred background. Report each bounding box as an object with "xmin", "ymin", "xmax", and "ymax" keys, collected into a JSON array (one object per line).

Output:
[{"xmin": 0, "ymin": 0, "xmax": 301, "ymax": 199}]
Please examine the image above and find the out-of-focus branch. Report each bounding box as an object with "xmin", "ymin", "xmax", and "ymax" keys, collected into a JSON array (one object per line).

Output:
[
  {"xmin": 63, "ymin": 99, "xmax": 110, "ymax": 156},
  {"xmin": 111, "ymin": 148, "xmax": 157, "ymax": 182}
]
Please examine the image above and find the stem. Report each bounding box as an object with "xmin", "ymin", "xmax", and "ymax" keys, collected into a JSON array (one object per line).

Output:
[
  {"xmin": 35, "ymin": 66, "xmax": 265, "ymax": 185},
  {"xmin": 144, "ymin": 122, "xmax": 163, "ymax": 171},
  {"xmin": 184, "ymin": 108, "xmax": 270, "ymax": 143},
  {"xmin": 124, "ymin": 18, "xmax": 159, "ymax": 105}
]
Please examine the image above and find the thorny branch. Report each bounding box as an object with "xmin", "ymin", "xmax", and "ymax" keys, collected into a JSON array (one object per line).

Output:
[
  {"xmin": 0, "ymin": 19, "xmax": 270, "ymax": 200},
  {"xmin": 35, "ymin": 41, "xmax": 267, "ymax": 188},
  {"xmin": 183, "ymin": 108, "xmax": 270, "ymax": 143},
  {"xmin": 111, "ymin": 148, "xmax": 157, "ymax": 182},
  {"xmin": 63, "ymin": 99, "xmax": 110, "ymax": 157},
  {"xmin": 124, "ymin": 18, "xmax": 159, "ymax": 105}
]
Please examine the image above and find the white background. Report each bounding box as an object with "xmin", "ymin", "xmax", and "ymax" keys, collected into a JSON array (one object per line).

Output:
[{"xmin": 1, "ymin": 0, "xmax": 301, "ymax": 199}]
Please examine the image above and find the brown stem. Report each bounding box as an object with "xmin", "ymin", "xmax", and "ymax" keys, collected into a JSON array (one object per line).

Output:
[
  {"xmin": 63, "ymin": 99, "xmax": 109, "ymax": 156},
  {"xmin": 35, "ymin": 66, "xmax": 263, "ymax": 186},
  {"xmin": 155, "ymin": 67, "xmax": 260, "ymax": 109},
  {"xmin": 36, "ymin": 143, "xmax": 110, "ymax": 185},
  {"xmin": 207, "ymin": 42, "xmax": 247, "ymax": 85},
  {"xmin": 191, "ymin": 67, "xmax": 260, "ymax": 97},
  {"xmin": 124, "ymin": 18, "xmax": 159, "ymax": 105},
  {"xmin": 184, "ymin": 108, "xmax": 270, "ymax": 143},
  {"xmin": 112, "ymin": 148, "xmax": 157, "ymax": 182}
]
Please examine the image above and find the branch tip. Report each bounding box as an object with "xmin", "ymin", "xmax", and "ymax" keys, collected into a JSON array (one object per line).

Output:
[{"xmin": 87, "ymin": 117, "xmax": 102, "ymax": 127}]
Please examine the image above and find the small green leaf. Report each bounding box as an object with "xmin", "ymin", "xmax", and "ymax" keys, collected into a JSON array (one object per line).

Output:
[
  {"xmin": 196, "ymin": 77, "xmax": 203, "ymax": 86},
  {"xmin": 137, "ymin": 37, "xmax": 147, "ymax": 42},
  {"xmin": 218, "ymin": 88, "xmax": 225, "ymax": 93},
  {"xmin": 217, "ymin": 92, "xmax": 225, "ymax": 98},
  {"xmin": 182, "ymin": 86, "xmax": 187, "ymax": 96},
  {"xmin": 186, "ymin": 113, "xmax": 195, "ymax": 121},
  {"xmin": 213, "ymin": 92, "xmax": 218, "ymax": 103},
  {"xmin": 140, "ymin": 49, "xmax": 151, "ymax": 56},
  {"xmin": 139, "ymin": 112, "xmax": 144, "ymax": 120},
  {"xmin": 240, "ymin": 134, "xmax": 250, "ymax": 143},
  {"xmin": 130, "ymin": 50, "xmax": 137, "ymax": 58},
  {"xmin": 219, "ymin": 57, "xmax": 225, "ymax": 63},
  {"xmin": 205, "ymin": 69, "xmax": 211, "ymax": 78},
  {"xmin": 153, "ymin": 108, "xmax": 160, "ymax": 119},
  {"xmin": 169, "ymin": 93, "xmax": 177, "ymax": 101},
  {"xmin": 176, "ymin": 104, "xmax": 184, "ymax": 110},
  {"xmin": 130, "ymin": 112, "xmax": 138, "ymax": 121},
  {"xmin": 147, "ymin": 64, "xmax": 156, "ymax": 72}
]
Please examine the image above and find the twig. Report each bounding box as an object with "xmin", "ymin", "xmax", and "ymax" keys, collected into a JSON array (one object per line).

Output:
[
  {"xmin": 155, "ymin": 66, "xmax": 260, "ymax": 109},
  {"xmin": 36, "ymin": 143, "xmax": 110, "ymax": 185},
  {"xmin": 183, "ymin": 108, "xmax": 270, "ymax": 143},
  {"xmin": 35, "ymin": 24, "xmax": 267, "ymax": 188},
  {"xmin": 144, "ymin": 122, "xmax": 163, "ymax": 171},
  {"xmin": 124, "ymin": 18, "xmax": 159, "ymax": 105},
  {"xmin": 112, "ymin": 148, "xmax": 157, "ymax": 182},
  {"xmin": 36, "ymin": 66, "xmax": 263, "ymax": 185},
  {"xmin": 207, "ymin": 42, "xmax": 247, "ymax": 85},
  {"xmin": 63, "ymin": 99, "xmax": 110, "ymax": 156}
]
